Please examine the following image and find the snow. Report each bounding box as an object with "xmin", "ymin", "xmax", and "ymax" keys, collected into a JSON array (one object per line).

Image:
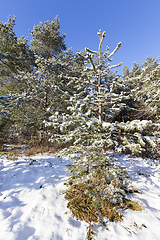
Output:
[
  {"xmin": 0, "ymin": 111, "xmax": 11, "ymax": 115},
  {"xmin": 102, "ymin": 122, "xmax": 115, "ymax": 132},
  {"xmin": 0, "ymin": 152, "xmax": 160, "ymax": 240}
]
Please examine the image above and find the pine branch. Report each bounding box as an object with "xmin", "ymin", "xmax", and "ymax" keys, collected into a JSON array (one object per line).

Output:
[
  {"xmin": 107, "ymin": 42, "xmax": 122, "ymax": 59},
  {"xmin": 85, "ymin": 48, "xmax": 98, "ymax": 55}
]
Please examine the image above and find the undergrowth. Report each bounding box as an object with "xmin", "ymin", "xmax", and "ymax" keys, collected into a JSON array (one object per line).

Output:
[
  {"xmin": 7, "ymin": 149, "xmax": 20, "ymax": 160},
  {"xmin": 24, "ymin": 146, "xmax": 55, "ymax": 156},
  {"xmin": 63, "ymin": 152, "xmax": 143, "ymax": 239}
]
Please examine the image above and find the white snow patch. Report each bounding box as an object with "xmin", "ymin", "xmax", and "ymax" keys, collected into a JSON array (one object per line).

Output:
[{"xmin": 0, "ymin": 152, "xmax": 160, "ymax": 240}]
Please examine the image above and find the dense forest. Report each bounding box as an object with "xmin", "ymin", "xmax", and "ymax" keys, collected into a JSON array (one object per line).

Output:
[{"xmin": 0, "ymin": 16, "xmax": 160, "ymax": 239}]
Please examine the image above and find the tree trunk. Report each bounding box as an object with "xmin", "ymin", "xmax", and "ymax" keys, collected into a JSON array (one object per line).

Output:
[{"xmin": 98, "ymin": 69, "xmax": 102, "ymax": 122}]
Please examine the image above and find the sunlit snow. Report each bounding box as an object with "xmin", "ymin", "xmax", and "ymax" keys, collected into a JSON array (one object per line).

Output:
[{"xmin": 0, "ymin": 152, "xmax": 160, "ymax": 240}]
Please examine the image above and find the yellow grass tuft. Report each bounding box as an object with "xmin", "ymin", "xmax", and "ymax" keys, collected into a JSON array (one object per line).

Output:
[{"xmin": 7, "ymin": 149, "xmax": 20, "ymax": 161}]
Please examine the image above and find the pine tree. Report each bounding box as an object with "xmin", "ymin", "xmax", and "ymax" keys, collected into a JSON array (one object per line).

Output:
[
  {"xmin": 0, "ymin": 16, "xmax": 85, "ymax": 144},
  {"xmin": 122, "ymin": 65, "xmax": 129, "ymax": 78},
  {"xmin": 0, "ymin": 16, "xmax": 36, "ymax": 137},
  {"xmin": 44, "ymin": 31, "xmax": 142, "ymax": 235},
  {"xmin": 109, "ymin": 57, "xmax": 160, "ymax": 156},
  {"xmin": 0, "ymin": 16, "xmax": 35, "ymax": 78},
  {"xmin": 45, "ymin": 29, "xmax": 124, "ymax": 151},
  {"xmin": 120, "ymin": 56, "xmax": 160, "ymax": 122},
  {"xmin": 45, "ymin": 32, "xmax": 160, "ymax": 236},
  {"xmin": 10, "ymin": 49, "xmax": 85, "ymax": 143},
  {"xmin": 134, "ymin": 56, "xmax": 160, "ymax": 121},
  {"xmin": 30, "ymin": 16, "xmax": 66, "ymax": 59}
]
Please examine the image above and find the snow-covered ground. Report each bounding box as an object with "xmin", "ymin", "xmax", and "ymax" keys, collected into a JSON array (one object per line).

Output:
[{"xmin": 0, "ymin": 151, "xmax": 160, "ymax": 240}]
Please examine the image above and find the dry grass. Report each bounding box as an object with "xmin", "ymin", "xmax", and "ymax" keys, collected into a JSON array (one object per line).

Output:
[
  {"xmin": 7, "ymin": 149, "xmax": 20, "ymax": 161},
  {"xmin": 65, "ymin": 182, "xmax": 143, "ymax": 239},
  {"xmin": 123, "ymin": 199, "xmax": 144, "ymax": 211},
  {"xmin": 65, "ymin": 163, "xmax": 144, "ymax": 240},
  {"xmin": 24, "ymin": 140, "xmax": 73, "ymax": 156},
  {"xmin": 24, "ymin": 146, "xmax": 55, "ymax": 156},
  {"xmin": 65, "ymin": 182, "xmax": 123, "ymax": 224}
]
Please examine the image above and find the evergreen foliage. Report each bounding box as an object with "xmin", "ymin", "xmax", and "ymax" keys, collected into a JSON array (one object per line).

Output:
[
  {"xmin": 114, "ymin": 56, "xmax": 160, "ymax": 122},
  {"xmin": 103, "ymin": 120, "xmax": 160, "ymax": 155},
  {"xmin": 30, "ymin": 16, "xmax": 66, "ymax": 59},
  {"xmin": 0, "ymin": 16, "xmax": 35, "ymax": 77},
  {"xmin": 0, "ymin": 16, "xmax": 85, "ymax": 144},
  {"xmin": 134, "ymin": 59, "xmax": 160, "ymax": 121},
  {"xmin": 44, "ymin": 30, "xmax": 149, "ymax": 238}
]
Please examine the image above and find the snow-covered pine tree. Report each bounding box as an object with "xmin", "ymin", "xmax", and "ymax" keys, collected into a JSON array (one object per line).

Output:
[
  {"xmin": 45, "ymin": 29, "xmax": 124, "ymax": 158},
  {"xmin": 0, "ymin": 16, "xmax": 35, "ymax": 78},
  {"xmin": 110, "ymin": 56, "xmax": 160, "ymax": 156},
  {"xmin": 0, "ymin": 16, "xmax": 85, "ymax": 144},
  {"xmin": 11, "ymin": 49, "xmax": 85, "ymax": 142},
  {"xmin": 134, "ymin": 56, "xmax": 160, "ymax": 121},
  {"xmin": 118, "ymin": 56, "xmax": 160, "ymax": 122},
  {"xmin": 44, "ymin": 31, "xmax": 143, "ymax": 235}
]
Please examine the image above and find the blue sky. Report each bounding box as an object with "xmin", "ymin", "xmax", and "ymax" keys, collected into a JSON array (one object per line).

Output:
[{"xmin": 1, "ymin": 0, "xmax": 160, "ymax": 73}]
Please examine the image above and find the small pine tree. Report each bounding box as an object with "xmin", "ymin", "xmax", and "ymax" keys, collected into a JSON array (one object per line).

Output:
[
  {"xmin": 45, "ymin": 32, "xmax": 160, "ymax": 238},
  {"xmin": 45, "ymin": 31, "xmax": 143, "ymax": 236}
]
